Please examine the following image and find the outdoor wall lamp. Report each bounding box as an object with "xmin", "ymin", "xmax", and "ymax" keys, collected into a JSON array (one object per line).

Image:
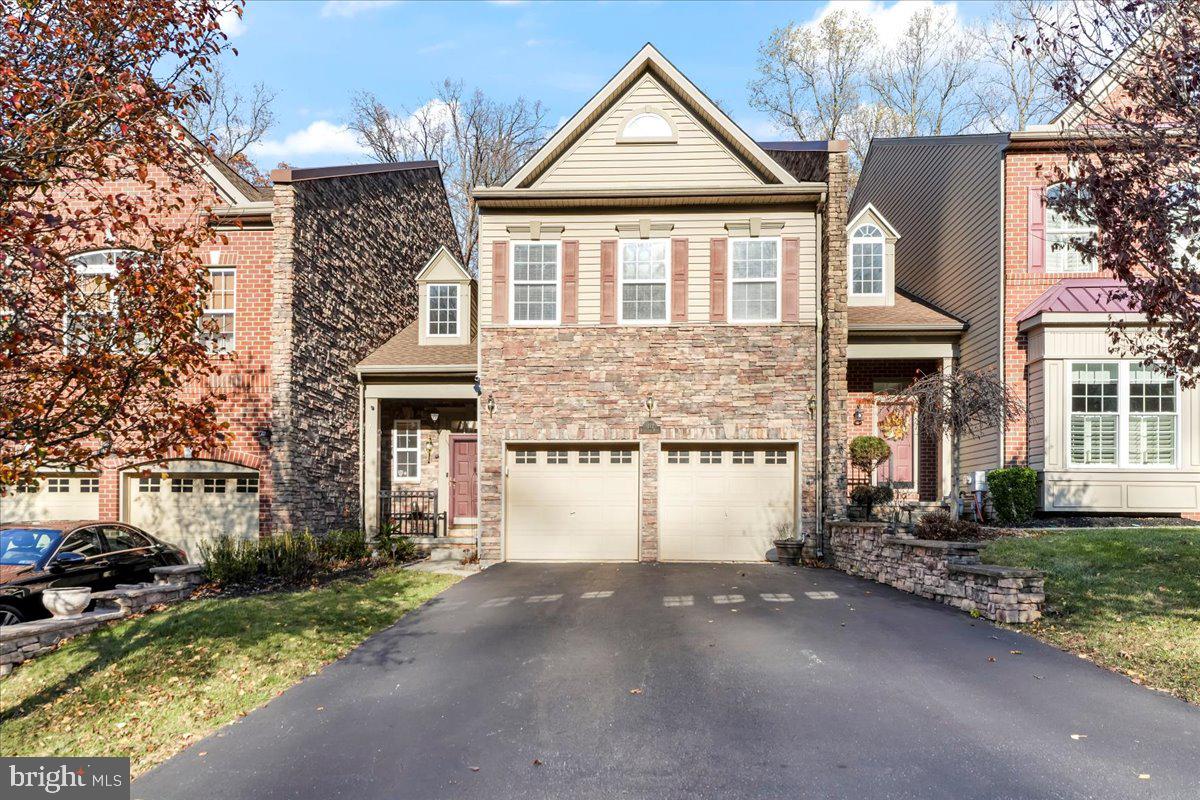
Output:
[
  {"xmin": 486, "ymin": 394, "xmax": 496, "ymax": 417},
  {"xmin": 645, "ymin": 396, "xmax": 655, "ymax": 416},
  {"xmin": 430, "ymin": 411, "xmax": 440, "ymax": 423},
  {"xmin": 807, "ymin": 396, "xmax": 817, "ymax": 420},
  {"xmin": 854, "ymin": 406, "xmax": 864, "ymax": 426}
]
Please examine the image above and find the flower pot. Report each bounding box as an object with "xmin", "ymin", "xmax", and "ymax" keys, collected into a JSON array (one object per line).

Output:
[
  {"xmin": 42, "ymin": 587, "xmax": 92, "ymax": 619},
  {"xmin": 774, "ymin": 538, "xmax": 804, "ymax": 566}
]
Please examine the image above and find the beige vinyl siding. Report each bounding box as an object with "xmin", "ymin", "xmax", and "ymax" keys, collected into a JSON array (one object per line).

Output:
[
  {"xmin": 1028, "ymin": 325, "xmax": 1200, "ymax": 513},
  {"xmin": 534, "ymin": 76, "xmax": 762, "ymax": 190},
  {"xmin": 851, "ymin": 135, "xmax": 1008, "ymax": 475},
  {"xmin": 479, "ymin": 209, "xmax": 818, "ymax": 325}
]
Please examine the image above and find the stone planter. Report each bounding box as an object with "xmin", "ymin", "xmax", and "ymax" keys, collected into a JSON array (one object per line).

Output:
[
  {"xmin": 42, "ymin": 587, "xmax": 92, "ymax": 619},
  {"xmin": 774, "ymin": 538, "xmax": 804, "ymax": 566}
]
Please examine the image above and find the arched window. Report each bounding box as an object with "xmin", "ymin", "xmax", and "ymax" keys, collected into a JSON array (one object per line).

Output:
[
  {"xmin": 64, "ymin": 249, "xmax": 137, "ymax": 348},
  {"xmin": 1044, "ymin": 183, "xmax": 1097, "ymax": 273},
  {"xmin": 850, "ymin": 224, "xmax": 885, "ymax": 295},
  {"xmin": 620, "ymin": 111, "xmax": 673, "ymax": 140}
]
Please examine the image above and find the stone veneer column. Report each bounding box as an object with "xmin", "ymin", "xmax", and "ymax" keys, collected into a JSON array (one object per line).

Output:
[
  {"xmin": 268, "ymin": 180, "xmax": 296, "ymax": 532},
  {"xmin": 820, "ymin": 146, "xmax": 850, "ymax": 536},
  {"xmin": 638, "ymin": 428, "xmax": 660, "ymax": 561}
]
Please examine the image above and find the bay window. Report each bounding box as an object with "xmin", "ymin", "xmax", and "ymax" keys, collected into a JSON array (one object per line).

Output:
[
  {"xmin": 619, "ymin": 239, "xmax": 668, "ymax": 323},
  {"xmin": 1069, "ymin": 361, "xmax": 1177, "ymax": 468},
  {"xmin": 511, "ymin": 242, "xmax": 559, "ymax": 323},
  {"xmin": 729, "ymin": 237, "xmax": 780, "ymax": 322}
]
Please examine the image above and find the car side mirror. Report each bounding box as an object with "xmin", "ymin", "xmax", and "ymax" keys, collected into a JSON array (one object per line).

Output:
[{"xmin": 50, "ymin": 551, "xmax": 86, "ymax": 570}]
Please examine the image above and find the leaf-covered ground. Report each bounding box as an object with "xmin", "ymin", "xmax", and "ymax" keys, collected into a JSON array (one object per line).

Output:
[
  {"xmin": 984, "ymin": 527, "xmax": 1200, "ymax": 705},
  {"xmin": 0, "ymin": 568, "xmax": 457, "ymax": 775}
]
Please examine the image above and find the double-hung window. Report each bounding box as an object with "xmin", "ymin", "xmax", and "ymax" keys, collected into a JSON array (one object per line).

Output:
[
  {"xmin": 203, "ymin": 268, "xmax": 236, "ymax": 351},
  {"xmin": 512, "ymin": 242, "xmax": 559, "ymax": 323},
  {"xmin": 428, "ymin": 284, "xmax": 459, "ymax": 336},
  {"xmin": 850, "ymin": 225, "xmax": 885, "ymax": 296},
  {"xmin": 392, "ymin": 420, "xmax": 420, "ymax": 482},
  {"xmin": 1069, "ymin": 361, "xmax": 1178, "ymax": 468},
  {"xmin": 66, "ymin": 250, "xmax": 123, "ymax": 350},
  {"xmin": 729, "ymin": 237, "xmax": 780, "ymax": 322},
  {"xmin": 1045, "ymin": 183, "xmax": 1098, "ymax": 273},
  {"xmin": 619, "ymin": 239, "xmax": 669, "ymax": 323}
]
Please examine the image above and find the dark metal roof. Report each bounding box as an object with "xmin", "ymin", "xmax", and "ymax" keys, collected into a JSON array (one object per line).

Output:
[
  {"xmin": 755, "ymin": 140, "xmax": 831, "ymax": 152},
  {"xmin": 271, "ymin": 161, "xmax": 440, "ymax": 184}
]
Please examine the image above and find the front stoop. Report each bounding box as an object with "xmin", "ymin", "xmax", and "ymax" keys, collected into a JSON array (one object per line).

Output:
[{"xmin": 406, "ymin": 534, "xmax": 477, "ymax": 563}]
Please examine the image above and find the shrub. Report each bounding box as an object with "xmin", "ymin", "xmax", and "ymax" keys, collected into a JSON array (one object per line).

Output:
[
  {"xmin": 986, "ymin": 466, "xmax": 1038, "ymax": 525},
  {"xmin": 199, "ymin": 535, "xmax": 258, "ymax": 585},
  {"xmin": 377, "ymin": 528, "xmax": 419, "ymax": 563},
  {"xmin": 849, "ymin": 436, "xmax": 891, "ymax": 474},
  {"xmin": 849, "ymin": 484, "xmax": 894, "ymax": 517},
  {"xmin": 317, "ymin": 529, "xmax": 370, "ymax": 563},
  {"xmin": 915, "ymin": 509, "xmax": 983, "ymax": 541},
  {"xmin": 257, "ymin": 531, "xmax": 319, "ymax": 582}
]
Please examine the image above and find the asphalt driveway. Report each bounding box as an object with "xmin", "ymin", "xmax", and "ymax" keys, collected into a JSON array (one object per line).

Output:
[{"xmin": 134, "ymin": 563, "xmax": 1198, "ymax": 800}]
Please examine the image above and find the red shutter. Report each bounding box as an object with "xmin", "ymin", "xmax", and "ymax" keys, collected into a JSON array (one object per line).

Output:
[
  {"xmin": 781, "ymin": 237, "xmax": 800, "ymax": 323},
  {"xmin": 491, "ymin": 240, "xmax": 508, "ymax": 324},
  {"xmin": 709, "ymin": 238, "xmax": 727, "ymax": 322},
  {"xmin": 561, "ymin": 240, "xmax": 578, "ymax": 324},
  {"xmin": 1028, "ymin": 187, "xmax": 1046, "ymax": 273},
  {"xmin": 671, "ymin": 237, "xmax": 688, "ymax": 322},
  {"xmin": 600, "ymin": 239, "xmax": 618, "ymax": 324}
]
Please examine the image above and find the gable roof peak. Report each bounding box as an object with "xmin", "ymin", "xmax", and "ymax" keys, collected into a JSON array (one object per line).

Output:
[
  {"xmin": 416, "ymin": 245, "xmax": 470, "ymax": 282},
  {"xmin": 847, "ymin": 203, "xmax": 900, "ymax": 238}
]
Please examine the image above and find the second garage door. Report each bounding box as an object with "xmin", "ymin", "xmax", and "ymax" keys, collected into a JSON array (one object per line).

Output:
[
  {"xmin": 125, "ymin": 463, "xmax": 260, "ymax": 560},
  {"xmin": 659, "ymin": 446, "xmax": 796, "ymax": 562},
  {"xmin": 505, "ymin": 446, "xmax": 639, "ymax": 562}
]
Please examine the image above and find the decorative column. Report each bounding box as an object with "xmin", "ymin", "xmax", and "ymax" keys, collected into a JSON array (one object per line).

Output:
[{"xmin": 363, "ymin": 397, "xmax": 381, "ymax": 537}]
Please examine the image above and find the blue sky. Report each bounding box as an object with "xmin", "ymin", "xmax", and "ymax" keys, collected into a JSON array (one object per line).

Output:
[{"xmin": 223, "ymin": 0, "xmax": 1000, "ymax": 169}]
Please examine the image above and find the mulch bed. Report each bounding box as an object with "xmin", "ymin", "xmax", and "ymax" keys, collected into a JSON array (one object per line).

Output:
[{"xmin": 192, "ymin": 557, "xmax": 422, "ymax": 600}]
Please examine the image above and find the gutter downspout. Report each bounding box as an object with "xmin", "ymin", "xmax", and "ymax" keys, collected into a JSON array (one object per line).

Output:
[{"xmin": 814, "ymin": 195, "xmax": 825, "ymax": 559}]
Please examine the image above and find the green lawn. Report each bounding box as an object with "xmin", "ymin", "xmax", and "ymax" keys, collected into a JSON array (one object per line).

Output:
[
  {"xmin": 0, "ymin": 568, "xmax": 457, "ymax": 775},
  {"xmin": 984, "ymin": 528, "xmax": 1200, "ymax": 705}
]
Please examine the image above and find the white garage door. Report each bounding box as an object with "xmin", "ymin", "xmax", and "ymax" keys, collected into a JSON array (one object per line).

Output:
[
  {"xmin": 505, "ymin": 446, "xmax": 639, "ymax": 562},
  {"xmin": 125, "ymin": 463, "xmax": 260, "ymax": 559},
  {"xmin": 660, "ymin": 446, "xmax": 796, "ymax": 562},
  {"xmin": 0, "ymin": 474, "xmax": 101, "ymax": 524}
]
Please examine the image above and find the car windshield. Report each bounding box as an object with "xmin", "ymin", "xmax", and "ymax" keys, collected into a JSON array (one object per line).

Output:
[{"xmin": 0, "ymin": 528, "xmax": 62, "ymax": 566}]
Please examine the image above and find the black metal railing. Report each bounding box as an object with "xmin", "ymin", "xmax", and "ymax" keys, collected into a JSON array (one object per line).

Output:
[{"xmin": 381, "ymin": 489, "xmax": 444, "ymax": 537}]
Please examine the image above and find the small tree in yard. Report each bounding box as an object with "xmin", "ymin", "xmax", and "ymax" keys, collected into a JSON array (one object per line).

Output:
[
  {"xmin": 893, "ymin": 370, "xmax": 1024, "ymax": 520},
  {"xmin": 1029, "ymin": 0, "xmax": 1200, "ymax": 386},
  {"xmin": 0, "ymin": 0, "xmax": 237, "ymax": 487}
]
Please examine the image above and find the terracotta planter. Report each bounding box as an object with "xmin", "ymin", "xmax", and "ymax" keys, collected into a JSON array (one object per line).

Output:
[
  {"xmin": 774, "ymin": 538, "xmax": 803, "ymax": 566},
  {"xmin": 42, "ymin": 587, "xmax": 92, "ymax": 619}
]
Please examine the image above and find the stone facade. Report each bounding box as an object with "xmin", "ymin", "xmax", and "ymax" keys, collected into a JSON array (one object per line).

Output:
[
  {"xmin": 821, "ymin": 148, "xmax": 851, "ymax": 536},
  {"xmin": 827, "ymin": 521, "xmax": 1044, "ymax": 623},
  {"xmin": 478, "ymin": 324, "xmax": 821, "ymax": 562},
  {"xmin": 270, "ymin": 167, "xmax": 459, "ymax": 533}
]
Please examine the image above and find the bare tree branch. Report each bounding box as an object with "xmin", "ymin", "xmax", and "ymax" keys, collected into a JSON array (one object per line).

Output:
[{"xmin": 181, "ymin": 61, "xmax": 276, "ymax": 186}]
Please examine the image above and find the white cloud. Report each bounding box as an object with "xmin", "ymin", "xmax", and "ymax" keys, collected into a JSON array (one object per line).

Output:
[
  {"xmin": 249, "ymin": 121, "xmax": 368, "ymax": 161},
  {"xmin": 812, "ymin": 0, "xmax": 962, "ymax": 48},
  {"xmin": 320, "ymin": 1, "xmax": 400, "ymax": 19},
  {"xmin": 218, "ymin": 5, "xmax": 247, "ymax": 37}
]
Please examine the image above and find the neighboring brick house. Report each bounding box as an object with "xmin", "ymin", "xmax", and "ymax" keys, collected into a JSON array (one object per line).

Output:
[
  {"xmin": 361, "ymin": 44, "xmax": 870, "ymax": 562},
  {"xmin": 852, "ymin": 126, "xmax": 1199, "ymax": 516},
  {"xmin": 2, "ymin": 155, "xmax": 458, "ymax": 556}
]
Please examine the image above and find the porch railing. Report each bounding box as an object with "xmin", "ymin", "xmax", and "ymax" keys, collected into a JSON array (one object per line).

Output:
[{"xmin": 380, "ymin": 489, "xmax": 445, "ymax": 537}]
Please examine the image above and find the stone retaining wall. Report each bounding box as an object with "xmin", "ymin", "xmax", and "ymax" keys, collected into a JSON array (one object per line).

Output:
[
  {"xmin": 0, "ymin": 565, "xmax": 205, "ymax": 677},
  {"xmin": 827, "ymin": 521, "xmax": 1044, "ymax": 623}
]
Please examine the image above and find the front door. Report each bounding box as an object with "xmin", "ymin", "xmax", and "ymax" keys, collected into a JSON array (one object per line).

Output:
[
  {"xmin": 876, "ymin": 402, "xmax": 916, "ymax": 489},
  {"xmin": 449, "ymin": 436, "xmax": 478, "ymax": 523}
]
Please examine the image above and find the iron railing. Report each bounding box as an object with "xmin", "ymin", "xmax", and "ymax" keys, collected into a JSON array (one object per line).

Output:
[{"xmin": 380, "ymin": 489, "xmax": 445, "ymax": 537}]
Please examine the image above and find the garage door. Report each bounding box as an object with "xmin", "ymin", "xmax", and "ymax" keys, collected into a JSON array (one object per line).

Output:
[
  {"xmin": 660, "ymin": 446, "xmax": 796, "ymax": 562},
  {"xmin": 0, "ymin": 474, "xmax": 101, "ymax": 524},
  {"xmin": 125, "ymin": 463, "xmax": 260, "ymax": 559},
  {"xmin": 505, "ymin": 446, "xmax": 639, "ymax": 561}
]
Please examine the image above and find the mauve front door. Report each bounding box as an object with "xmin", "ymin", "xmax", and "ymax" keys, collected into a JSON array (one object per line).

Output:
[{"xmin": 450, "ymin": 436, "xmax": 478, "ymax": 522}]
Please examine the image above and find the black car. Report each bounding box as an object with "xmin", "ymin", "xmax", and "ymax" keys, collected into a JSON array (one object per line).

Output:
[{"xmin": 0, "ymin": 521, "xmax": 188, "ymax": 625}]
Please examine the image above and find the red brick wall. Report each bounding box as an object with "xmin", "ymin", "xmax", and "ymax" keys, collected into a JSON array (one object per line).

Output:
[
  {"xmin": 1003, "ymin": 148, "xmax": 1073, "ymax": 465},
  {"xmin": 846, "ymin": 359, "xmax": 939, "ymax": 501}
]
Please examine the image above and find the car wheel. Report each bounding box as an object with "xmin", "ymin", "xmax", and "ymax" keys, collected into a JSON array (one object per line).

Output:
[{"xmin": 0, "ymin": 604, "xmax": 25, "ymax": 626}]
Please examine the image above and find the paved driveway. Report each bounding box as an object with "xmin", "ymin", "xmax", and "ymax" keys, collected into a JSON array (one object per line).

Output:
[{"xmin": 135, "ymin": 563, "xmax": 1198, "ymax": 800}]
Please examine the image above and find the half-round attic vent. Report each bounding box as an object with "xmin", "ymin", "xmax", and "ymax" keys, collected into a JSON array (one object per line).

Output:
[{"xmin": 620, "ymin": 111, "xmax": 674, "ymax": 140}]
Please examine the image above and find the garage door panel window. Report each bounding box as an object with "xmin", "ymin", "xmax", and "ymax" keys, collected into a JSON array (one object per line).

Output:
[
  {"xmin": 48, "ymin": 478, "xmax": 69, "ymax": 493},
  {"xmin": 729, "ymin": 238, "xmax": 780, "ymax": 322},
  {"xmin": 138, "ymin": 477, "xmax": 161, "ymax": 493},
  {"xmin": 619, "ymin": 239, "xmax": 668, "ymax": 323},
  {"xmin": 515, "ymin": 450, "xmax": 537, "ymax": 465},
  {"xmin": 235, "ymin": 477, "xmax": 258, "ymax": 494},
  {"xmin": 171, "ymin": 478, "xmax": 194, "ymax": 494},
  {"xmin": 765, "ymin": 450, "xmax": 789, "ymax": 465},
  {"xmin": 512, "ymin": 242, "xmax": 559, "ymax": 324},
  {"xmin": 203, "ymin": 477, "xmax": 226, "ymax": 493},
  {"xmin": 547, "ymin": 450, "xmax": 569, "ymax": 465},
  {"xmin": 80, "ymin": 478, "xmax": 99, "ymax": 493},
  {"xmin": 392, "ymin": 420, "xmax": 420, "ymax": 482},
  {"xmin": 732, "ymin": 450, "xmax": 755, "ymax": 465},
  {"xmin": 578, "ymin": 450, "xmax": 600, "ymax": 464},
  {"xmin": 700, "ymin": 450, "xmax": 722, "ymax": 464},
  {"xmin": 667, "ymin": 450, "xmax": 689, "ymax": 464},
  {"xmin": 609, "ymin": 450, "xmax": 632, "ymax": 464}
]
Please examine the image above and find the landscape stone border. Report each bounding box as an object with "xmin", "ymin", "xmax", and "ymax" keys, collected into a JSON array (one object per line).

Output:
[
  {"xmin": 827, "ymin": 521, "xmax": 1044, "ymax": 623},
  {"xmin": 0, "ymin": 564, "xmax": 206, "ymax": 677}
]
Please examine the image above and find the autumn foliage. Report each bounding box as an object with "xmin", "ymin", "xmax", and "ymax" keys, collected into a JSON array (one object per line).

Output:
[{"xmin": 0, "ymin": 0, "xmax": 241, "ymax": 486}]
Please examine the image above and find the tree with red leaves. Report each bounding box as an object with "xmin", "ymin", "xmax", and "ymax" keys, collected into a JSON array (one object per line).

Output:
[
  {"xmin": 1030, "ymin": 0, "xmax": 1200, "ymax": 386},
  {"xmin": 0, "ymin": 0, "xmax": 241, "ymax": 486}
]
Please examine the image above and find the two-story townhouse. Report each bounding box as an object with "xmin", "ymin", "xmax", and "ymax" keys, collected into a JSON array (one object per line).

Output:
[
  {"xmin": 360, "ymin": 44, "xmax": 865, "ymax": 563},
  {"xmin": 853, "ymin": 123, "xmax": 1200, "ymax": 516},
  {"xmin": 1, "ymin": 152, "xmax": 459, "ymax": 556}
]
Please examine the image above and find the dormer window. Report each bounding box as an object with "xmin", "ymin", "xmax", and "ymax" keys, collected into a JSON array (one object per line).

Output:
[
  {"xmin": 427, "ymin": 284, "xmax": 459, "ymax": 336},
  {"xmin": 850, "ymin": 224, "xmax": 885, "ymax": 296}
]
